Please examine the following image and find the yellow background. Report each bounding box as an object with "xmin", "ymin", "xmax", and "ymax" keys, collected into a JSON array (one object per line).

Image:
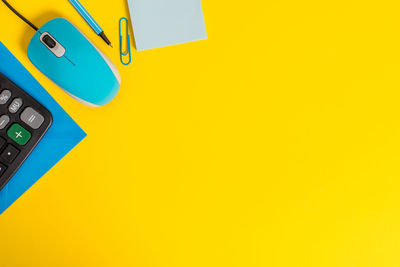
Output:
[{"xmin": 1, "ymin": 0, "xmax": 400, "ymax": 266}]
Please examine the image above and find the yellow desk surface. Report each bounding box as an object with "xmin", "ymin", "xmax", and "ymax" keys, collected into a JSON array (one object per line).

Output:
[{"xmin": 2, "ymin": 0, "xmax": 400, "ymax": 266}]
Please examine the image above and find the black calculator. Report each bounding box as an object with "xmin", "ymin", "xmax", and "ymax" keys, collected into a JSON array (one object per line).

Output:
[{"xmin": 0, "ymin": 73, "xmax": 52, "ymax": 191}]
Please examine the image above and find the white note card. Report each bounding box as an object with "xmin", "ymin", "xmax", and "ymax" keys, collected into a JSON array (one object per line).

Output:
[{"xmin": 127, "ymin": 0, "xmax": 207, "ymax": 51}]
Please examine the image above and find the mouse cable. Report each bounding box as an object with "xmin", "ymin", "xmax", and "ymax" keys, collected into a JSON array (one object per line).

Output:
[{"xmin": 1, "ymin": 0, "xmax": 39, "ymax": 31}]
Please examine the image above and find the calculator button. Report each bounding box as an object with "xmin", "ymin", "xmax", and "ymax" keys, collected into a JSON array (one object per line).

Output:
[
  {"xmin": 0, "ymin": 163, "xmax": 6, "ymax": 176},
  {"xmin": 7, "ymin": 124, "xmax": 31, "ymax": 146},
  {"xmin": 0, "ymin": 137, "xmax": 6, "ymax": 149},
  {"xmin": 0, "ymin": 115, "xmax": 10, "ymax": 130},
  {"xmin": 1, "ymin": 144, "xmax": 20, "ymax": 164},
  {"xmin": 0, "ymin": 90, "xmax": 11, "ymax": 104},
  {"xmin": 9, "ymin": 98, "xmax": 23, "ymax": 113},
  {"xmin": 20, "ymin": 107, "xmax": 44, "ymax": 130}
]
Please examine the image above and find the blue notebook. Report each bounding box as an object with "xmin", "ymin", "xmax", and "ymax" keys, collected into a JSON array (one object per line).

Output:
[
  {"xmin": 0, "ymin": 42, "xmax": 86, "ymax": 214},
  {"xmin": 128, "ymin": 0, "xmax": 207, "ymax": 51}
]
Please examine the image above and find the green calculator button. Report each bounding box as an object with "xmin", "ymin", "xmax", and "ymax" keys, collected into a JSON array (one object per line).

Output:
[{"xmin": 7, "ymin": 123, "xmax": 31, "ymax": 146}]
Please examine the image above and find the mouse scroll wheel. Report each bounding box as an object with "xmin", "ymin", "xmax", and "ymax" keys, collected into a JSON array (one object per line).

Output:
[{"xmin": 43, "ymin": 34, "xmax": 57, "ymax": 48}]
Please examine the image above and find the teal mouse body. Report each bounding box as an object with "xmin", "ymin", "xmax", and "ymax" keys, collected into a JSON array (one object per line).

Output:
[{"xmin": 27, "ymin": 18, "xmax": 120, "ymax": 106}]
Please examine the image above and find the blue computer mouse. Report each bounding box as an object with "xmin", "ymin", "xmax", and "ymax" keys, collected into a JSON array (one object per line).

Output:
[{"xmin": 27, "ymin": 18, "xmax": 120, "ymax": 107}]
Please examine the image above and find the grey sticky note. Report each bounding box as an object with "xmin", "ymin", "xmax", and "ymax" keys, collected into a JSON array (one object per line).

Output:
[{"xmin": 127, "ymin": 0, "xmax": 207, "ymax": 51}]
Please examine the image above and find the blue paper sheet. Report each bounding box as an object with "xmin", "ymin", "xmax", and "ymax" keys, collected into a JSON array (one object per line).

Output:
[
  {"xmin": 127, "ymin": 0, "xmax": 207, "ymax": 51},
  {"xmin": 0, "ymin": 41, "xmax": 86, "ymax": 214}
]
